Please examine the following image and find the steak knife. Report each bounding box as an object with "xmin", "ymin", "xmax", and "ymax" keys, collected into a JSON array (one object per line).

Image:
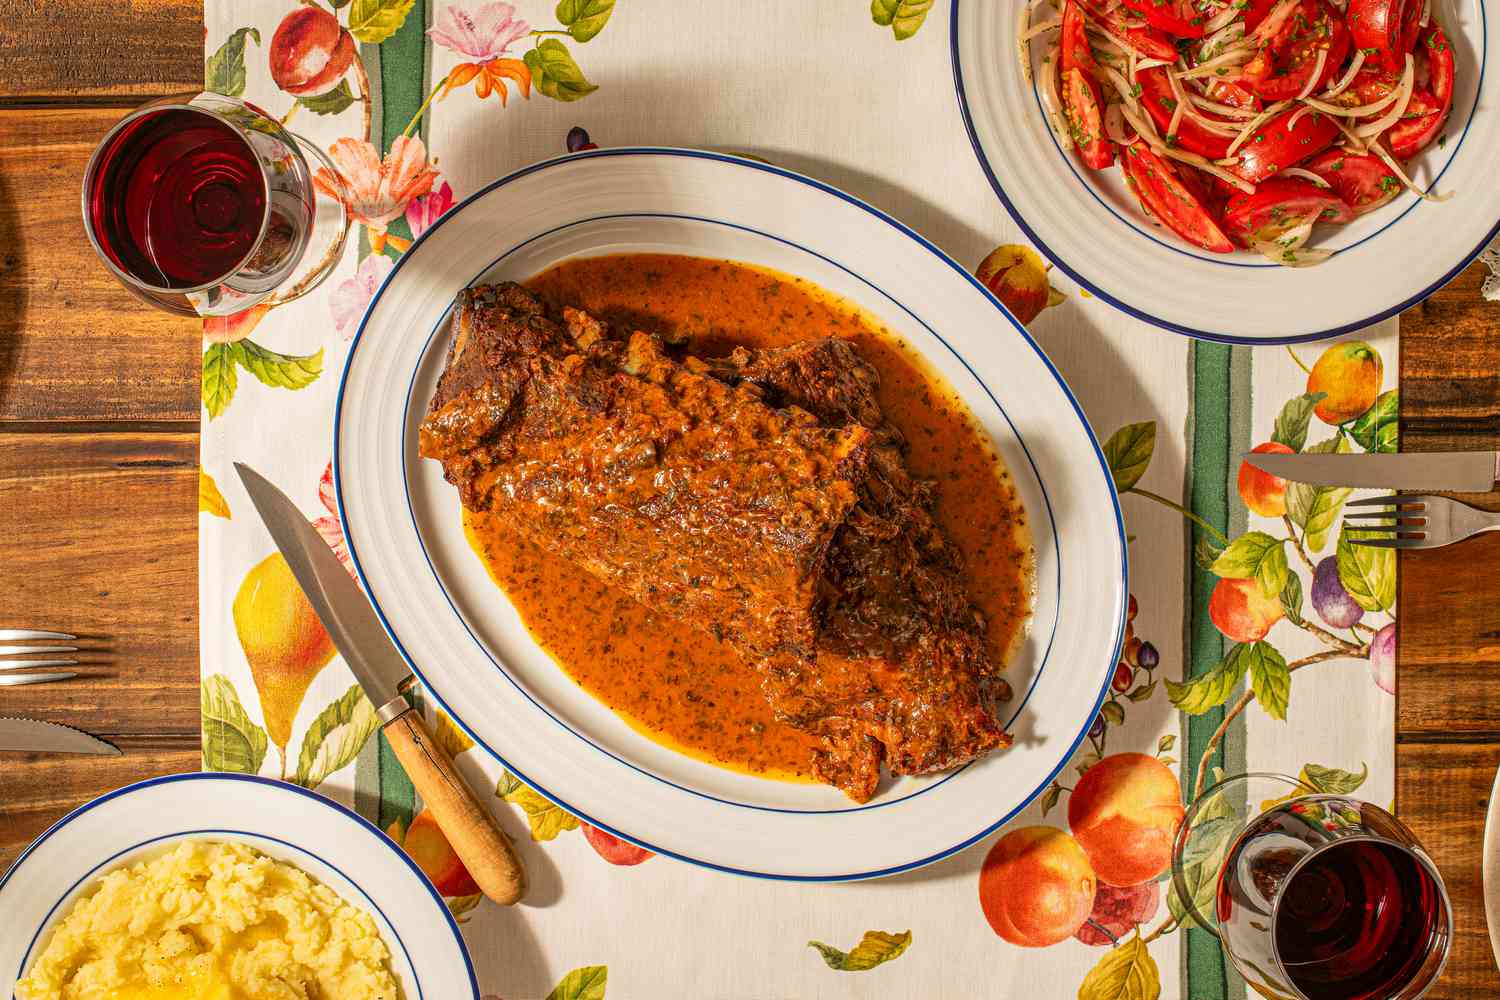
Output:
[
  {"xmin": 1244, "ymin": 451, "xmax": 1500, "ymax": 492},
  {"xmin": 0, "ymin": 717, "xmax": 120, "ymax": 755},
  {"xmin": 235, "ymin": 463, "xmax": 526, "ymax": 905}
]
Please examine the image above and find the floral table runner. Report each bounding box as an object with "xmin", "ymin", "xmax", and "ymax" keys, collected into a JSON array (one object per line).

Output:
[{"xmin": 198, "ymin": 3, "xmax": 1399, "ymax": 997}]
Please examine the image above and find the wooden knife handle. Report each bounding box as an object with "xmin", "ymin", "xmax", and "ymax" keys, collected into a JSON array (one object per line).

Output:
[{"xmin": 383, "ymin": 710, "xmax": 526, "ymax": 905}]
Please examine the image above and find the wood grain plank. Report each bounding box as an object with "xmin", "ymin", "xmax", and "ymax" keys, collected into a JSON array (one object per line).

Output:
[
  {"xmin": 0, "ymin": 735, "xmax": 200, "ymax": 871},
  {"xmin": 1398, "ymin": 261, "xmax": 1500, "ymax": 736},
  {"xmin": 0, "ymin": 107, "xmax": 201, "ymax": 423},
  {"xmin": 0, "ymin": 432, "xmax": 198, "ymax": 733},
  {"xmin": 1396, "ymin": 742, "xmax": 1500, "ymax": 998},
  {"xmin": 0, "ymin": 0, "xmax": 201, "ymax": 102}
]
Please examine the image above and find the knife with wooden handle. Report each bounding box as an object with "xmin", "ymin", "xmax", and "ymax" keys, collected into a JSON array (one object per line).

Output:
[
  {"xmin": 1243, "ymin": 450, "xmax": 1500, "ymax": 491},
  {"xmin": 235, "ymin": 463, "xmax": 526, "ymax": 905}
]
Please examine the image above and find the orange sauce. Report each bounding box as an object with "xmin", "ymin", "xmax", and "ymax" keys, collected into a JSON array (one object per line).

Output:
[{"xmin": 464, "ymin": 254, "xmax": 1033, "ymax": 781}]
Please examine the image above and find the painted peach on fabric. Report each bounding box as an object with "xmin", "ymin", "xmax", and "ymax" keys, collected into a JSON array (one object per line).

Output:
[
  {"xmin": 1238, "ymin": 442, "xmax": 1293, "ymax": 517},
  {"xmin": 1068, "ymin": 753, "xmax": 1184, "ymax": 887},
  {"xmin": 979, "ymin": 826, "xmax": 1097, "ymax": 947},
  {"xmin": 1209, "ymin": 576, "xmax": 1284, "ymax": 643}
]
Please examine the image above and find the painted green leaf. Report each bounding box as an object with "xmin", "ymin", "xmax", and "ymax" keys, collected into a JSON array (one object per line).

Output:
[
  {"xmin": 199, "ymin": 469, "xmax": 231, "ymax": 519},
  {"xmin": 1078, "ymin": 932, "xmax": 1161, "ymax": 1000},
  {"xmin": 1337, "ymin": 523, "xmax": 1395, "ymax": 613},
  {"xmin": 1166, "ymin": 643, "xmax": 1250, "ymax": 715},
  {"xmin": 809, "ymin": 930, "xmax": 912, "ymax": 971},
  {"xmin": 237, "ymin": 340, "xmax": 324, "ymax": 390},
  {"xmin": 1272, "ymin": 392, "xmax": 1326, "ymax": 453},
  {"xmin": 1349, "ymin": 390, "xmax": 1398, "ymax": 454},
  {"xmin": 1100, "ymin": 700, "xmax": 1125, "ymax": 725},
  {"xmin": 1302, "ymin": 762, "xmax": 1368, "ymax": 794},
  {"xmin": 546, "ymin": 966, "xmax": 607, "ymax": 1000},
  {"xmin": 201, "ymin": 674, "xmax": 268, "ymax": 773},
  {"xmin": 331, "ymin": 0, "xmax": 351, "ymax": 7},
  {"xmin": 1279, "ymin": 571, "xmax": 1305, "ymax": 627},
  {"xmin": 1102, "ymin": 421, "xmax": 1156, "ymax": 493},
  {"xmin": 1211, "ymin": 531, "xmax": 1289, "ymax": 597},
  {"xmin": 1246, "ymin": 642, "xmax": 1291, "ymax": 721},
  {"xmin": 1287, "ymin": 436, "xmax": 1352, "ymax": 552},
  {"xmin": 870, "ymin": 0, "xmax": 932, "ymax": 38},
  {"xmin": 205, "ymin": 26, "xmax": 260, "ymax": 98},
  {"xmin": 499, "ymin": 770, "xmax": 580, "ymax": 840},
  {"xmin": 1040, "ymin": 783, "xmax": 1062, "ymax": 816},
  {"xmin": 349, "ymin": 0, "xmax": 417, "ymax": 44},
  {"xmin": 1194, "ymin": 535, "xmax": 1224, "ymax": 571},
  {"xmin": 1158, "ymin": 734, "xmax": 1176, "ymax": 753},
  {"xmin": 871, "ymin": 0, "xmax": 899, "ymax": 24},
  {"xmin": 1167, "ymin": 816, "xmax": 1238, "ymax": 930},
  {"xmin": 524, "ymin": 39, "xmax": 599, "ymax": 101},
  {"xmin": 1126, "ymin": 678, "xmax": 1156, "ymax": 702},
  {"xmin": 202, "ymin": 343, "xmax": 239, "ymax": 419},
  {"xmin": 294, "ymin": 684, "xmax": 381, "ymax": 788},
  {"xmin": 297, "ymin": 79, "xmax": 356, "ymax": 116},
  {"xmin": 556, "ymin": 0, "xmax": 615, "ymax": 41}
]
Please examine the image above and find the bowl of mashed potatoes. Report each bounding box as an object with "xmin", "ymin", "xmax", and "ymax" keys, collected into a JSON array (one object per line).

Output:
[{"xmin": 2, "ymin": 773, "xmax": 478, "ymax": 1000}]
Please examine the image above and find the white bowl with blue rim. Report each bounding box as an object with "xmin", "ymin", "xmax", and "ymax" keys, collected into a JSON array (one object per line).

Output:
[
  {"xmin": 0, "ymin": 773, "xmax": 478, "ymax": 998},
  {"xmin": 952, "ymin": 0, "xmax": 1500, "ymax": 343},
  {"xmin": 335, "ymin": 147, "xmax": 1127, "ymax": 881}
]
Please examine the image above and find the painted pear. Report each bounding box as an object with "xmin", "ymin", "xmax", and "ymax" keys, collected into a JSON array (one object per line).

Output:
[{"xmin": 233, "ymin": 552, "xmax": 336, "ymax": 774}]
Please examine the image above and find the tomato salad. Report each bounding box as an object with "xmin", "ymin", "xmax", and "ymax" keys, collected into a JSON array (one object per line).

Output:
[{"xmin": 1018, "ymin": 0, "xmax": 1456, "ymax": 265}]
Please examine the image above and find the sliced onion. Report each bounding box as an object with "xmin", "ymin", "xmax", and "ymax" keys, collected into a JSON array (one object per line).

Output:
[
  {"xmin": 1168, "ymin": 70, "xmax": 1244, "ymax": 135},
  {"xmin": 1287, "ymin": 105, "xmax": 1312, "ymax": 130},
  {"xmin": 1296, "ymin": 50, "xmax": 1329, "ymax": 100},
  {"xmin": 1200, "ymin": 21, "xmax": 1245, "ymax": 60},
  {"xmin": 1022, "ymin": 18, "xmax": 1061, "ymax": 43},
  {"xmin": 1117, "ymin": 102, "xmax": 1258, "ymax": 193},
  {"xmin": 1254, "ymin": 221, "xmax": 1333, "ymax": 267},
  {"xmin": 1280, "ymin": 167, "xmax": 1333, "ymax": 187},
  {"xmin": 1302, "ymin": 87, "xmax": 1401, "ymax": 119},
  {"xmin": 1203, "ymin": 2, "xmax": 1243, "ymax": 33},
  {"xmin": 1179, "ymin": 46, "xmax": 1257, "ymax": 79},
  {"xmin": 1321, "ymin": 49, "xmax": 1365, "ymax": 99},
  {"xmin": 1371, "ymin": 140, "xmax": 1453, "ymax": 202},
  {"xmin": 1354, "ymin": 55, "xmax": 1415, "ymax": 138},
  {"xmin": 1329, "ymin": 114, "xmax": 1371, "ymax": 152},
  {"xmin": 1187, "ymin": 91, "xmax": 1259, "ymax": 119},
  {"xmin": 1421, "ymin": 0, "xmax": 1432, "ymax": 26},
  {"xmin": 1227, "ymin": 99, "xmax": 1293, "ymax": 156},
  {"xmin": 1105, "ymin": 101, "xmax": 1139, "ymax": 145},
  {"xmin": 1039, "ymin": 42, "xmax": 1075, "ymax": 150},
  {"xmin": 1017, "ymin": 0, "xmax": 1046, "ymax": 85}
]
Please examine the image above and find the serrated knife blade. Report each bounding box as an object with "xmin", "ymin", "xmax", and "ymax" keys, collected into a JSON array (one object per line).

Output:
[
  {"xmin": 0, "ymin": 717, "xmax": 120, "ymax": 755},
  {"xmin": 1244, "ymin": 451, "xmax": 1500, "ymax": 491}
]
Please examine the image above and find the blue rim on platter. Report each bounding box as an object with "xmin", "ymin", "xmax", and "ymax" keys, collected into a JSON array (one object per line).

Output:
[{"xmin": 335, "ymin": 146, "xmax": 1128, "ymax": 881}]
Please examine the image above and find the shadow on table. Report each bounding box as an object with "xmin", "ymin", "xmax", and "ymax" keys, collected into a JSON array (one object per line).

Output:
[{"xmin": 0, "ymin": 164, "xmax": 25, "ymax": 414}]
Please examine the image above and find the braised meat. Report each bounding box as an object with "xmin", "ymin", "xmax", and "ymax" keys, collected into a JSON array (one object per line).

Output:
[{"xmin": 419, "ymin": 283, "xmax": 1010, "ymax": 800}]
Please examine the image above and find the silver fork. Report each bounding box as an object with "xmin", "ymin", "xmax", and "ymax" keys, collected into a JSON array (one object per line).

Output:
[
  {"xmin": 0, "ymin": 629, "xmax": 79, "ymax": 685},
  {"xmin": 1345, "ymin": 494, "xmax": 1500, "ymax": 550}
]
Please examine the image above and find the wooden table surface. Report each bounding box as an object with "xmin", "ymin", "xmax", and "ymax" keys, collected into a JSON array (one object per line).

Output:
[{"xmin": 2, "ymin": 3, "xmax": 1499, "ymax": 992}]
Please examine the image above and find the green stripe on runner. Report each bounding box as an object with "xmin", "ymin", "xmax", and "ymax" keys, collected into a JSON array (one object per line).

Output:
[
  {"xmin": 351, "ymin": 3, "xmax": 429, "ymax": 834},
  {"xmin": 1181, "ymin": 341, "xmax": 1251, "ymax": 1000}
]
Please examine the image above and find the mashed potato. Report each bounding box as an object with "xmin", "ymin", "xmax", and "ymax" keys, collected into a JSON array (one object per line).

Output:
[{"xmin": 15, "ymin": 840, "xmax": 402, "ymax": 1000}]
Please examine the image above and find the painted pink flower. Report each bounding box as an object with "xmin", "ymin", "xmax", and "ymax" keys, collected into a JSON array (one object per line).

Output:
[
  {"xmin": 429, "ymin": 2, "xmax": 530, "ymax": 61},
  {"xmin": 313, "ymin": 136, "xmax": 440, "ymax": 240},
  {"xmin": 314, "ymin": 461, "xmax": 356, "ymax": 578},
  {"xmin": 330, "ymin": 253, "xmax": 394, "ymax": 340},
  {"xmin": 406, "ymin": 181, "xmax": 455, "ymax": 240}
]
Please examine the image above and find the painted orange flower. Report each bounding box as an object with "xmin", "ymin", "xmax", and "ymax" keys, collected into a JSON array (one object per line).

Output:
[
  {"xmin": 312, "ymin": 136, "xmax": 439, "ymax": 252},
  {"xmin": 442, "ymin": 58, "xmax": 532, "ymax": 105},
  {"xmin": 430, "ymin": 3, "xmax": 533, "ymax": 106}
]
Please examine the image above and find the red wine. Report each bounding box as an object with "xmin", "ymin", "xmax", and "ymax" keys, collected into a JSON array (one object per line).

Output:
[
  {"xmin": 86, "ymin": 108, "xmax": 266, "ymax": 289},
  {"xmin": 1274, "ymin": 840, "xmax": 1445, "ymax": 1000}
]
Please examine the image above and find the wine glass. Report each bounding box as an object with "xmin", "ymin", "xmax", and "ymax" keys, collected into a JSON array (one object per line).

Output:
[
  {"xmin": 1171, "ymin": 772, "xmax": 1451, "ymax": 1000},
  {"xmin": 81, "ymin": 92, "xmax": 348, "ymax": 317}
]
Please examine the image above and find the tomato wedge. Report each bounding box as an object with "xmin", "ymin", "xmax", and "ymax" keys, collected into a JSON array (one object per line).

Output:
[
  {"xmin": 1241, "ymin": 0, "xmax": 1282, "ymax": 32},
  {"xmin": 1078, "ymin": 0, "xmax": 1179, "ymax": 61},
  {"xmin": 1121, "ymin": 0, "xmax": 1208, "ymax": 38},
  {"xmin": 1060, "ymin": 1, "xmax": 1115, "ymax": 169},
  {"xmin": 1304, "ymin": 149, "xmax": 1403, "ymax": 215},
  {"xmin": 1229, "ymin": 106, "xmax": 1340, "ymax": 182},
  {"xmin": 1348, "ymin": 0, "xmax": 1418, "ymax": 71},
  {"xmin": 1205, "ymin": 79, "xmax": 1262, "ymax": 113},
  {"xmin": 1387, "ymin": 25, "xmax": 1455, "ymax": 159},
  {"xmin": 1242, "ymin": 0, "xmax": 1350, "ymax": 102},
  {"xmin": 1222, "ymin": 177, "xmax": 1352, "ymax": 247},
  {"xmin": 1137, "ymin": 67, "xmax": 1233, "ymax": 159},
  {"xmin": 1121, "ymin": 144, "xmax": 1234, "ymax": 253}
]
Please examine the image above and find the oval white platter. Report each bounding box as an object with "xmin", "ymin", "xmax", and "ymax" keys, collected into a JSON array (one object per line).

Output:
[
  {"xmin": 0, "ymin": 772, "xmax": 478, "ymax": 998},
  {"xmin": 952, "ymin": 0, "xmax": 1500, "ymax": 343},
  {"xmin": 335, "ymin": 148, "xmax": 1127, "ymax": 880}
]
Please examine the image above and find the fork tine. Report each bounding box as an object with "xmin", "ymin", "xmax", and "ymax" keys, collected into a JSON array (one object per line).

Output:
[
  {"xmin": 0, "ymin": 658, "xmax": 81, "ymax": 669},
  {"xmin": 0, "ymin": 629, "xmax": 77, "ymax": 641},
  {"xmin": 0, "ymin": 671, "xmax": 78, "ymax": 686},
  {"xmin": 1341, "ymin": 514, "xmax": 1426, "ymax": 528},
  {"xmin": 1345, "ymin": 495, "xmax": 1429, "ymax": 510},
  {"xmin": 1352, "ymin": 537, "xmax": 1424, "ymax": 550},
  {"xmin": 0, "ymin": 644, "xmax": 78, "ymax": 655}
]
